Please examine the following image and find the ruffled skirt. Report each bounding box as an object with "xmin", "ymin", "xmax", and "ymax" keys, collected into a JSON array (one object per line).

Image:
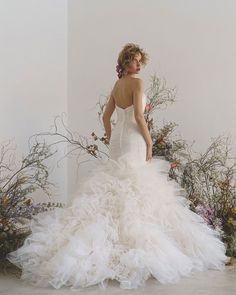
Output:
[{"xmin": 6, "ymin": 154, "xmax": 228, "ymax": 289}]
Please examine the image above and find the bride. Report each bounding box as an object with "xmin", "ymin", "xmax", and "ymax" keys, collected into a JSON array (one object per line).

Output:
[{"xmin": 6, "ymin": 43, "xmax": 229, "ymax": 290}]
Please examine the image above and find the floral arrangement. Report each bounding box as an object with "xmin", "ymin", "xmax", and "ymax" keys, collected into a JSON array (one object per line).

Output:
[{"xmin": 0, "ymin": 139, "xmax": 65, "ymax": 269}]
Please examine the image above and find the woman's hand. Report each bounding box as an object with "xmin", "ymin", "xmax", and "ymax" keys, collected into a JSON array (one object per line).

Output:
[{"xmin": 146, "ymin": 143, "xmax": 153, "ymax": 162}]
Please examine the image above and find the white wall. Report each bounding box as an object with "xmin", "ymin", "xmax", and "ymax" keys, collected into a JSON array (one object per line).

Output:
[
  {"xmin": 0, "ymin": 1, "xmax": 68, "ymax": 203},
  {"xmin": 67, "ymin": 0, "xmax": 236, "ymax": 202}
]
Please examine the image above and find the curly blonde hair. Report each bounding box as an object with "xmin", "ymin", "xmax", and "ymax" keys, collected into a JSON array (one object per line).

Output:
[{"xmin": 116, "ymin": 43, "xmax": 149, "ymax": 79}]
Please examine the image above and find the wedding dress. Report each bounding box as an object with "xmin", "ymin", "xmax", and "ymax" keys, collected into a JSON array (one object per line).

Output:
[{"xmin": 6, "ymin": 93, "xmax": 228, "ymax": 290}]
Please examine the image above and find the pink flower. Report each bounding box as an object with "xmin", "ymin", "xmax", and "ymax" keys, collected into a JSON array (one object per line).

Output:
[
  {"xmin": 170, "ymin": 160, "xmax": 180, "ymax": 168},
  {"xmin": 145, "ymin": 103, "xmax": 152, "ymax": 112},
  {"xmin": 195, "ymin": 204, "xmax": 216, "ymax": 225}
]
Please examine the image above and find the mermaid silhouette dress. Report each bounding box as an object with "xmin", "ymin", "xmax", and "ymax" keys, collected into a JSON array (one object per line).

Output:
[{"xmin": 6, "ymin": 93, "xmax": 228, "ymax": 290}]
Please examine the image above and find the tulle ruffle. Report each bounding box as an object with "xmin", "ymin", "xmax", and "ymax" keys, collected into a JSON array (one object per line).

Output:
[{"xmin": 6, "ymin": 154, "xmax": 228, "ymax": 289}]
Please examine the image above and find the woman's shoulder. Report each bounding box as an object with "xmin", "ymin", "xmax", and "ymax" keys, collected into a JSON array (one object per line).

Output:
[
  {"xmin": 132, "ymin": 77, "xmax": 143, "ymax": 84},
  {"xmin": 113, "ymin": 78, "xmax": 143, "ymax": 94},
  {"xmin": 115, "ymin": 77, "xmax": 143, "ymax": 85}
]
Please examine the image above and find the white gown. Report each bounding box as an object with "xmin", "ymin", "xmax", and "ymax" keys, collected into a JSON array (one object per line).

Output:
[{"xmin": 6, "ymin": 93, "xmax": 228, "ymax": 290}]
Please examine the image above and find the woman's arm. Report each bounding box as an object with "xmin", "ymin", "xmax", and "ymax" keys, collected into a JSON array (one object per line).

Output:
[
  {"xmin": 102, "ymin": 94, "xmax": 115, "ymax": 142},
  {"xmin": 133, "ymin": 79, "xmax": 153, "ymax": 147}
]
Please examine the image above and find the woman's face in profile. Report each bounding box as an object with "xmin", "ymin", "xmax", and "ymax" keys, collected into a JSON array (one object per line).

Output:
[{"xmin": 126, "ymin": 53, "xmax": 142, "ymax": 75}]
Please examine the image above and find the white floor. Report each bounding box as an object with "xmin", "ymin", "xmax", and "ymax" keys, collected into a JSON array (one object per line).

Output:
[{"xmin": 1, "ymin": 264, "xmax": 236, "ymax": 295}]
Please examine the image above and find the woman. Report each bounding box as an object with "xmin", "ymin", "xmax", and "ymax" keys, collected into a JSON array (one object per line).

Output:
[
  {"xmin": 102, "ymin": 45, "xmax": 153, "ymax": 163},
  {"xmin": 6, "ymin": 43, "xmax": 229, "ymax": 290}
]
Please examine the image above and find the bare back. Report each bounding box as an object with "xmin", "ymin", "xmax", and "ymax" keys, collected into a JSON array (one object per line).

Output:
[{"xmin": 111, "ymin": 77, "xmax": 141, "ymax": 109}]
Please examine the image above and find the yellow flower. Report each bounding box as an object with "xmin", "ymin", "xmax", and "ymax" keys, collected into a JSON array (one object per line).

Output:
[
  {"xmin": 2, "ymin": 195, "xmax": 10, "ymax": 207},
  {"xmin": 227, "ymin": 217, "xmax": 236, "ymax": 226},
  {"xmin": 231, "ymin": 206, "xmax": 236, "ymax": 214}
]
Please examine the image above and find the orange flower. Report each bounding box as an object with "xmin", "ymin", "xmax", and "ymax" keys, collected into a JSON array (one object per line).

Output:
[
  {"xmin": 225, "ymin": 257, "xmax": 234, "ymax": 266},
  {"xmin": 159, "ymin": 139, "xmax": 166, "ymax": 145}
]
